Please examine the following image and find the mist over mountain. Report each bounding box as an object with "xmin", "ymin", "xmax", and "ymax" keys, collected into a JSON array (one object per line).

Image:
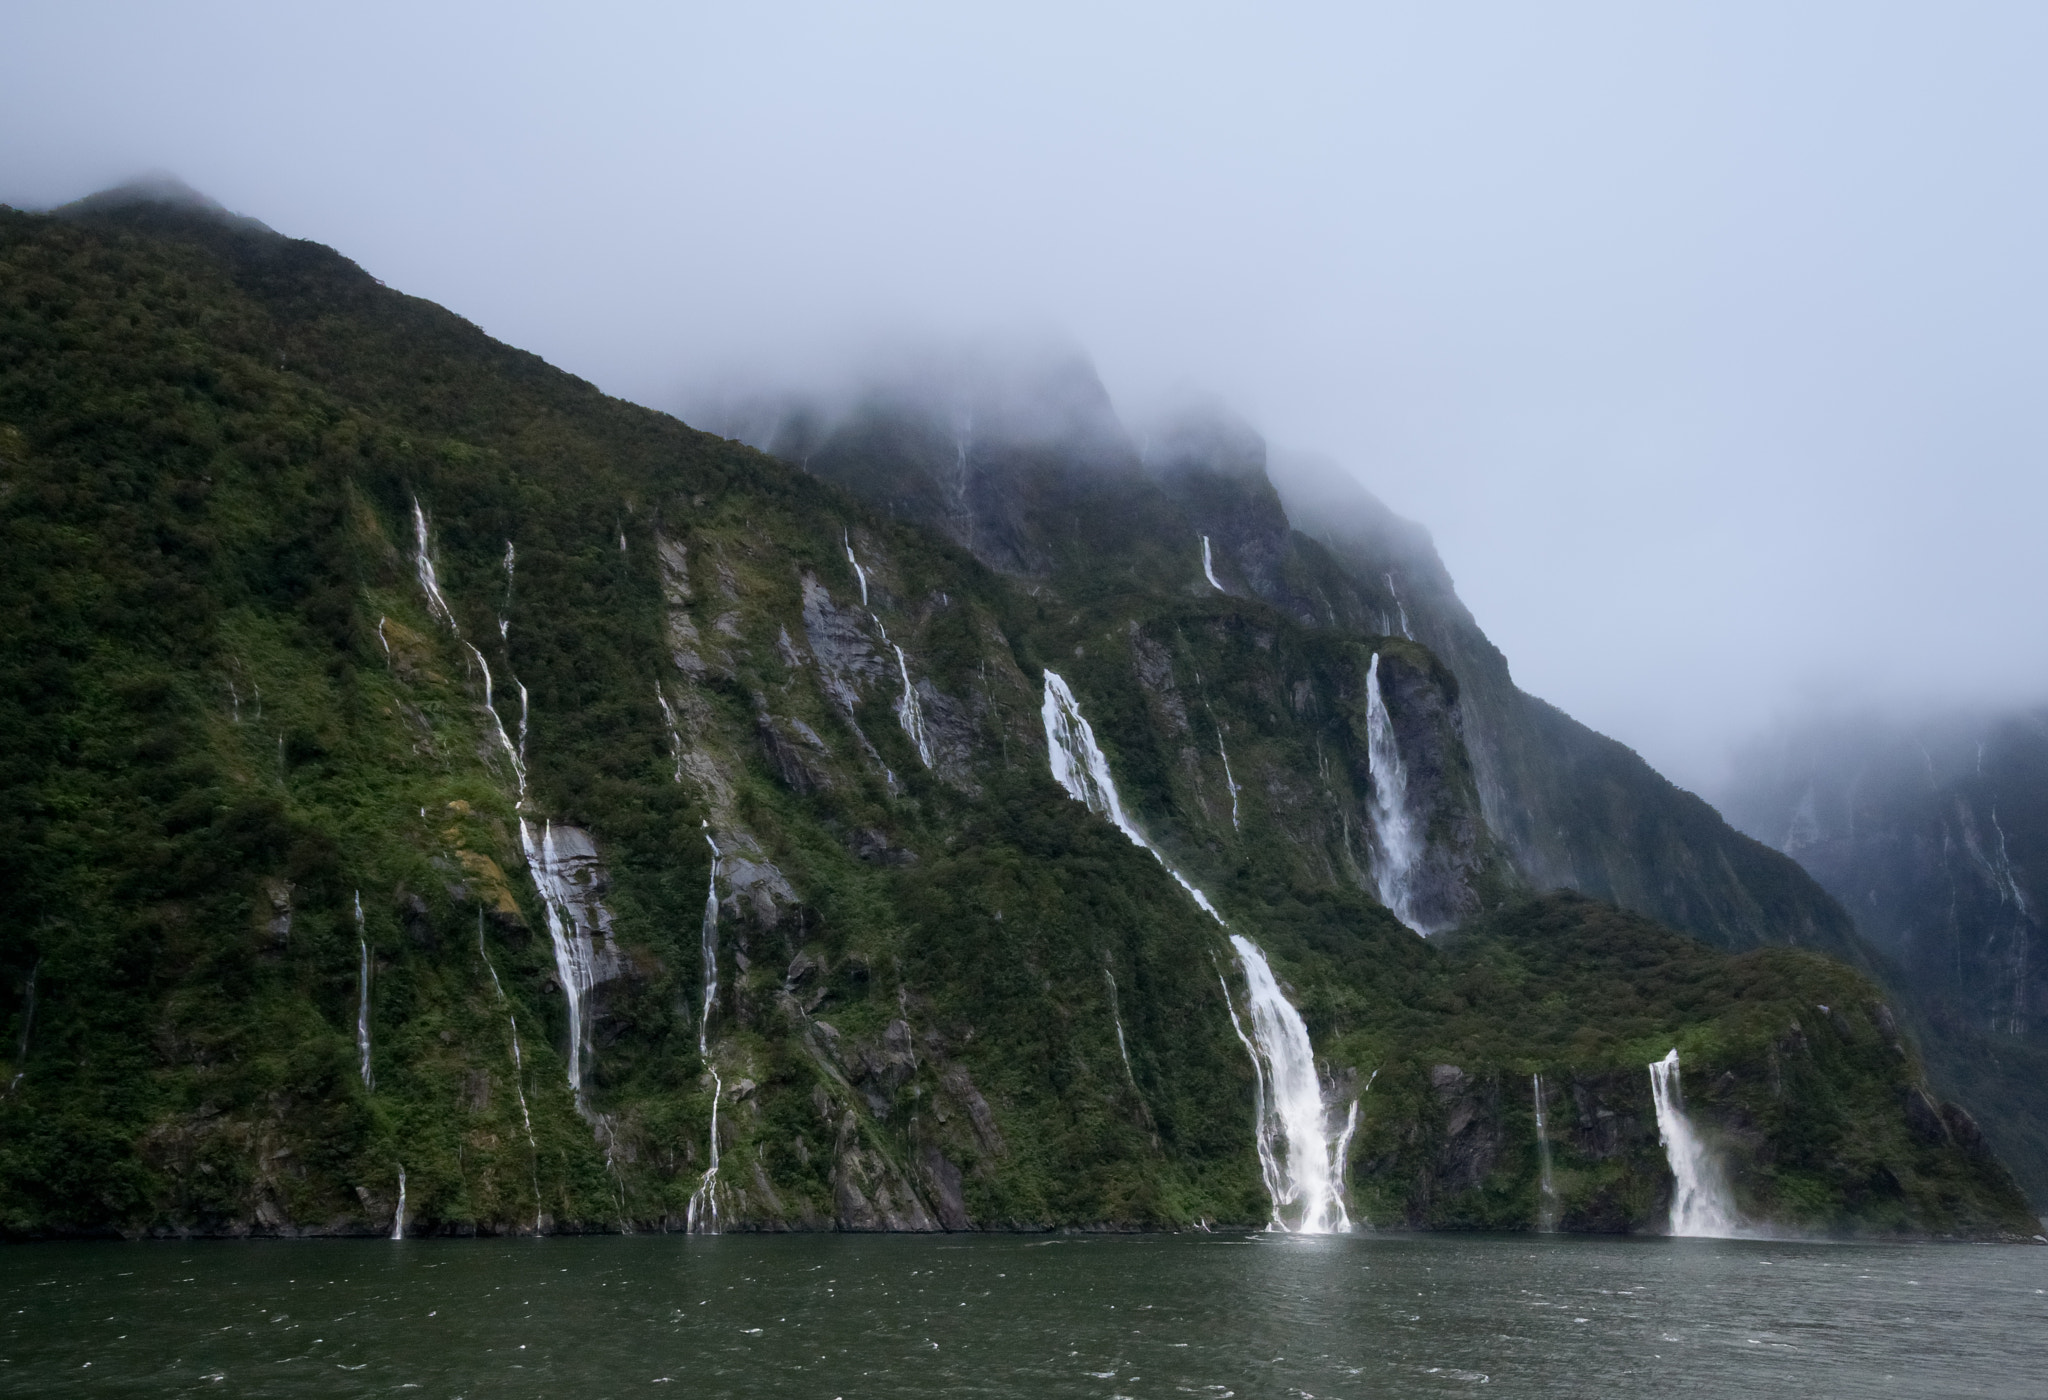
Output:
[
  {"xmin": 0, "ymin": 184, "xmax": 2036, "ymax": 1246},
  {"xmin": 1719, "ymin": 705, "xmax": 2048, "ymax": 1199}
]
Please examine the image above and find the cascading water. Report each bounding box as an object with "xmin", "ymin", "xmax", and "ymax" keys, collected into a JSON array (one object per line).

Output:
[
  {"xmin": 1383, "ymin": 572, "xmax": 1412, "ymax": 640},
  {"xmin": 1221, "ymin": 936, "xmax": 1353, "ymax": 1233},
  {"xmin": 412, "ymin": 500, "xmax": 458, "ymax": 632},
  {"xmin": 521, "ymin": 818, "xmax": 601, "ymax": 1111},
  {"xmin": 355, "ymin": 892, "xmax": 373, "ymax": 1090},
  {"xmin": 391, "ymin": 1166, "xmax": 407, "ymax": 1241},
  {"xmin": 1216, "ymin": 730, "xmax": 1242, "ymax": 831},
  {"xmin": 656, "ymin": 684, "xmax": 686, "ymax": 784},
  {"xmin": 843, "ymin": 531, "xmax": 870, "ymax": 607},
  {"xmin": 687, "ymin": 1067, "xmax": 723, "ymax": 1234},
  {"xmin": 1532, "ymin": 1072, "xmax": 1557, "ymax": 1231},
  {"xmin": 1040, "ymin": 670, "xmax": 1223, "ymax": 923},
  {"xmin": 1104, "ymin": 969, "xmax": 1137, "ymax": 1085},
  {"xmin": 1042, "ymin": 669, "xmax": 1347, "ymax": 1231},
  {"xmin": 698, "ymin": 829, "xmax": 721, "ymax": 1056},
  {"xmin": 465, "ymin": 643, "xmax": 528, "ymax": 799},
  {"xmin": 478, "ymin": 919, "xmax": 541, "ymax": 1226},
  {"xmin": 1648, "ymin": 1050, "xmax": 1740, "ymax": 1237},
  {"xmin": 890, "ymin": 643, "xmax": 934, "ymax": 768},
  {"xmin": 1364, "ymin": 653, "xmax": 1427, "ymax": 935},
  {"xmin": 1201, "ymin": 535, "xmax": 1224, "ymax": 591}
]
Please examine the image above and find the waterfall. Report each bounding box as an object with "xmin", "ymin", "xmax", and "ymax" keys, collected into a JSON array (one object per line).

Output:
[
  {"xmin": 1216, "ymin": 729, "xmax": 1241, "ymax": 831},
  {"xmin": 1648, "ymin": 1050, "xmax": 1740, "ymax": 1237},
  {"xmin": 1040, "ymin": 670, "xmax": 1223, "ymax": 923},
  {"xmin": 1044, "ymin": 669, "xmax": 1347, "ymax": 1230},
  {"xmin": 1383, "ymin": 573, "xmax": 1412, "ymax": 640},
  {"xmin": 355, "ymin": 893, "xmax": 373, "ymax": 1091},
  {"xmin": 843, "ymin": 532, "xmax": 870, "ymax": 607},
  {"xmin": 478, "ymin": 921, "xmax": 540, "ymax": 1227},
  {"xmin": 1201, "ymin": 535, "xmax": 1224, "ymax": 591},
  {"xmin": 1364, "ymin": 653, "xmax": 1427, "ymax": 935},
  {"xmin": 1532, "ymin": 1073, "xmax": 1557, "ymax": 1231},
  {"xmin": 656, "ymin": 684, "xmax": 686, "ymax": 784},
  {"xmin": 1221, "ymin": 936, "xmax": 1353, "ymax": 1233},
  {"xmin": 391, "ymin": 1166, "xmax": 407, "ymax": 1240},
  {"xmin": 521, "ymin": 819, "xmax": 600, "ymax": 1110},
  {"xmin": 1104, "ymin": 969, "xmax": 1137, "ymax": 1085},
  {"xmin": 411, "ymin": 500, "xmax": 458, "ymax": 632},
  {"xmin": 466, "ymin": 643, "xmax": 529, "ymax": 800},
  {"xmin": 890, "ymin": 644, "xmax": 934, "ymax": 768},
  {"xmin": 698, "ymin": 829, "xmax": 721, "ymax": 1056},
  {"xmin": 687, "ymin": 1067, "xmax": 723, "ymax": 1233}
]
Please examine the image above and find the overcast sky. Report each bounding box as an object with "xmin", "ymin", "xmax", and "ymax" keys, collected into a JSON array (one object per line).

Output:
[{"xmin": 6, "ymin": 1, "xmax": 2045, "ymax": 790}]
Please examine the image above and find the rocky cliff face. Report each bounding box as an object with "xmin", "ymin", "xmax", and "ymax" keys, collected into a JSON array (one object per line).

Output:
[
  {"xmin": 1719, "ymin": 709, "xmax": 2048, "ymax": 1203},
  {"xmin": 0, "ymin": 189, "xmax": 2032, "ymax": 1241}
]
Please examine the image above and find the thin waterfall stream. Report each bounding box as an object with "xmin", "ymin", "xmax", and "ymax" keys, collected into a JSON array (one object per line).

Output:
[
  {"xmin": 1533, "ymin": 1072, "xmax": 1557, "ymax": 1231},
  {"xmin": 390, "ymin": 1166, "xmax": 406, "ymax": 1241},
  {"xmin": 354, "ymin": 892, "xmax": 373, "ymax": 1091},
  {"xmin": 1042, "ymin": 669, "xmax": 1350, "ymax": 1231},
  {"xmin": 1364, "ymin": 652, "xmax": 1427, "ymax": 934},
  {"xmin": 1201, "ymin": 535, "xmax": 1224, "ymax": 591},
  {"xmin": 1648, "ymin": 1050, "xmax": 1741, "ymax": 1237}
]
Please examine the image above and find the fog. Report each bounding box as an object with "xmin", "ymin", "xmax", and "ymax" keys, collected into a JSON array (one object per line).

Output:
[{"xmin": 6, "ymin": 2, "xmax": 2046, "ymax": 790}]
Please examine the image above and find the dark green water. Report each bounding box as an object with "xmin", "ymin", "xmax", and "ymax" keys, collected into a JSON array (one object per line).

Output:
[{"xmin": 3, "ymin": 1232, "xmax": 2043, "ymax": 1397}]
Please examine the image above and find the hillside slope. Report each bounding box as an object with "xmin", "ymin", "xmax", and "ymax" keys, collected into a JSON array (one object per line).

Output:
[{"xmin": 0, "ymin": 190, "xmax": 2028, "ymax": 1239}]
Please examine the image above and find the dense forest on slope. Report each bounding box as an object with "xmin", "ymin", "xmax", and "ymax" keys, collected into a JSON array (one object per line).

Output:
[{"xmin": 0, "ymin": 189, "xmax": 2031, "ymax": 1240}]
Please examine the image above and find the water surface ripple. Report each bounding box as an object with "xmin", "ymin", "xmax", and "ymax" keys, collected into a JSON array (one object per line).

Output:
[{"xmin": 3, "ymin": 1232, "xmax": 2043, "ymax": 1397}]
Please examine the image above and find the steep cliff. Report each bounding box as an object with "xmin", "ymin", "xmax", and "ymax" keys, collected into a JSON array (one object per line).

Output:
[
  {"xmin": 0, "ymin": 188, "xmax": 2028, "ymax": 1240},
  {"xmin": 1720, "ymin": 709, "xmax": 2048, "ymax": 1202}
]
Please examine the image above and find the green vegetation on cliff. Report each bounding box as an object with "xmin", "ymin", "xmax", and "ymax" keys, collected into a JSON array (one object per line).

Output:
[{"xmin": 0, "ymin": 191, "xmax": 2030, "ymax": 1240}]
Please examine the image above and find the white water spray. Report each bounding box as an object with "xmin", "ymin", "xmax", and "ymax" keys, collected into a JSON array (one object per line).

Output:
[
  {"xmin": 391, "ymin": 1166, "xmax": 407, "ymax": 1240},
  {"xmin": 843, "ymin": 532, "xmax": 870, "ymax": 606},
  {"xmin": 1222, "ymin": 936, "xmax": 1353, "ymax": 1233},
  {"xmin": 1201, "ymin": 535, "xmax": 1224, "ymax": 591},
  {"xmin": 1364, "ymin": 653, "xmax": 1427, "ymax": 935},
  {"xmin": 699, "ymin": 829, "xmax": 721, "ymax": 1056},
  {"xmin": 466, "ymin": 643, "xmax": 529, "ymax": 799},
  {"xmin": 1533, "ymin": 1072, "xmax": 1557, "ymax": 1231},
  {"xmin": 355, "ymin": 892, "xmax": 373, "ymax": 1090},
  {"xmin": 412, "ymin": 500, "xmax": 458, "ymax": 632},
  {"xmin": 687, "ymin": 1067, "xmax": 723, "ymax": 1233},
  {"xmin": 890, "ymin": 644, "xmax": 934, "ymax": 768},
  {"xmin": 521, "ymin": 819, "xmax": 601, "ymax": 1110},
  {"xmin": 1042, "ymin": 670, "xmax": 1348, "ymax": 1231},
  {"xmin": 1041, "ymin": 670, "xmax": 1223, "ymax": 923},
  {"xmin": 1648, "ymin": 1050, "xmax": 1740, "ymax": 1237}
]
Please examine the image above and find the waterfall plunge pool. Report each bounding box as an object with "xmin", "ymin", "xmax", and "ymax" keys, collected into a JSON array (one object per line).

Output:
[{"xmin": 6, "ymin": 1232, "xmax": 2042, "ymax": 1397}]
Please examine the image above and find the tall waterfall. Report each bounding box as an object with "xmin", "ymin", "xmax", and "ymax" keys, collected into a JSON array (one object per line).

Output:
[
  {"xmin": 1219, "ymin": 937, "xmax": 1353, "ymax": 1233},
  {"xmin": 391, "ymin": 1165, "xmax": 407, "ymax": 1241},
  {"xmin": 465, "ymin": 643, "xmax": 528, "ymax": 799},
  {"xmin": 411, "ymin": 500, "xmax": 458, "ymax": 632},
  {"xmin": 354, "ymin": 892, "xmax": 373, "ymax": 1091},
  {"xmin": 890, "ymin": 643, "xmax": 934, "ymax": 768},
  {"xmin": 1201, "ymin": 535, "xmax": 1224, "ymax": 591},
  {"xmin": 687, "ymin": 1067, "xmax": 723, "ymax": 1233},
  {"xmin": 699, "ymin": 830, "xmax": 721, "ymax": 1056},
  {"xmin": 1383, "ymin": 572, "xmax": 1412, "ymax": 640},
  {"xmin": 1364, "ymin": 653, "xmax": 1427, "ymax": 935},
  {"xmin": 521, "ymin": 819, "xmax": 601, "ymax": 1110},
  {"xmin": 1040, "ymin": 670, "xmax": 1223, "ymax": 923},
  {"xmin": 1042, "ymin": 669, "xmax": 1348, "ymax": 1231},
  {"xmin": 843, "ymin": 531, "xmax": 870, "ymax": 606},
  {"xmin": 1532, "ymin": 1072, "xmax": 1557, "ymax": 1231},
  {"xmin": 1648, "ymin": 1050, "xmax": 1740, "ymax": 1237}
]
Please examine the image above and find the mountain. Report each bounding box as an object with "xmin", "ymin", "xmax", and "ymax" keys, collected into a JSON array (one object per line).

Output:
[
  {"xmin": 1720, "ymin": 708, "xmax": 2048, "ymax": 1202},
  {"xmin": 0, "ymin": 185, "xmax": 2031, "ymax": 1240}
]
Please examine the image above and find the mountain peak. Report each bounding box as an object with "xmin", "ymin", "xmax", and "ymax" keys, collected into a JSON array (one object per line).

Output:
[{"xmin": 58, "ymin": 174, "xmax": 275, "ymax": 234}]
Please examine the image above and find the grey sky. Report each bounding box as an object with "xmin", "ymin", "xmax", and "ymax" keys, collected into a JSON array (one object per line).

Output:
[{"xmin": 6, "ymin": 1, "xmax": 2045, "ymax": 790}]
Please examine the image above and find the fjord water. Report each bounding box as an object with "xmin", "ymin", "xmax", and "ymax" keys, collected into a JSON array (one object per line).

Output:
[{"xmin": 7, "ymin": 1235, "xmax": 2043, "ymax": 1398}]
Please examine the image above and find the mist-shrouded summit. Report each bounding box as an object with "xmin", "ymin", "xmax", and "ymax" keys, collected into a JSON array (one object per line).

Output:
[{"xmin": 0, "ymin": 181, "xmax": 2034, "ymax": 1243}]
